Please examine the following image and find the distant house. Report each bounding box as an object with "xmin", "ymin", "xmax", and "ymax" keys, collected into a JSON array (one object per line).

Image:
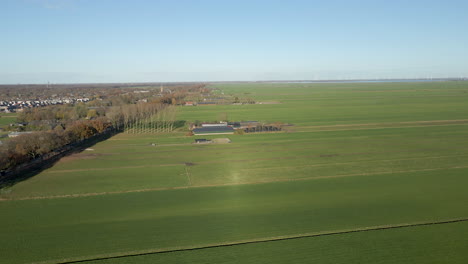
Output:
[
  {"xmin": 201, "ymin": 122, "xmax": 227, "ymax": 127},
  {"xmin": 227, "ymin": 122, "xmax": 241, "ymax": 128},
  {"xmin": 8, "ymin": 131, "xmax": 33, "ymax": 138},
  {"xmin": 192, "ymin": 126, "xmax": 235, "ymax": 135},
  {"xmin": 185, "ymin": 101, "xmax": 195, "ymax": 106},
  {"xmin": 10, "ymin": 122, "xmax": 27, "ymax": 127},
  {"xmin": 194, "ymin": 139, "xmax": 212, "ymax": 144},
  {"xmin": 212, "ymin": 138, "xmax": 231, "ymax": 144}
]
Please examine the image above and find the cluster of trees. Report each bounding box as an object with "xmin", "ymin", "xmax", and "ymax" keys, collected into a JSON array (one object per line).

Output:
[
  {"xmin": 9, "ymin": 104, "xmax": 105, "ymax": 131},
  {"xmin": 0, "ymin": 83, "xmax": 211, "ymax": 175},
  {"xmin": 0, "ymin": 118, "xmax": 112, "ymax": 172},
  {"xmin": 243, "ymin": 124, "xmax": 283, "ymax": 133},
  {"xmin": 232, "ymin": 96, "xmax": 255, "ymax": 104},
  {"xmin": 0, "ymin": 101, "xmax": 178, "ymax": 173},
  {"xmin": 106, "ymin": 103, "xmax": 178, "ymax": 133},
  {"xmin": 17, "ymin": 104, "xmax": 104, "ymax": 121}
]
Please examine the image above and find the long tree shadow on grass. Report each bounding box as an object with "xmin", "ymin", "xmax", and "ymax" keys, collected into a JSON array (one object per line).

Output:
[
  {"xmin": 0, "ymin": 120, "xmax": 188, "ymax": 192},
  {"xmin": 0, "ymin": 130, "xmax": 118, "ymax": 191},
  {"xmin": 173, "ymin": 120, "xmax": 187, "ymax": 129}
]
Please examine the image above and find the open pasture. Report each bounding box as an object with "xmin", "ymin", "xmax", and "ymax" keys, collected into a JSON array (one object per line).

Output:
[
  {"xmin": 1, "ymin": 81, "xmax": 468, "ymax": 263},
  {"xmin": 83, "ymin": 221, "xmax": 468, "ymax": 264},
  {"xmin": 0, "ymin": 113, "xmax": 16, "ymax": 127}
]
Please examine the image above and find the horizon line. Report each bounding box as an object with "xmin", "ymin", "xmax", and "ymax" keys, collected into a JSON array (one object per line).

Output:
[{"xmin": 1, "ymin": 77, "xmax": 468, "ymax": 86}]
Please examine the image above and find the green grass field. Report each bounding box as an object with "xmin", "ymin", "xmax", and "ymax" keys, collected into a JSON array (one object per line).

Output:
[
  {"xmin": 83, "ymin": 221, "xmax": 468, "ymax": 264},
  {"xmin": 1, "ymin": 81, "xmax": 468, "ymax": 263},
  {"xmin": 0, "ymin": 113, "xmax": 16, "ymax": 128}
]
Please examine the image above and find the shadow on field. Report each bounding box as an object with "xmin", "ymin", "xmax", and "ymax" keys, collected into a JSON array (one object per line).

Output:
[
  {"xmin": 0, "ymin": 131, "xmax": 117, "ymax": 190},
  {"xmin": 174, "ymin": 120, "xmax": 186, "ymax": 129}
]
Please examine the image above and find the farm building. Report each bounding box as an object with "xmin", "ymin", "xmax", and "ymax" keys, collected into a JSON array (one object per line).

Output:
[
  {"xmin": 212, "ymin": 138, "xmax": 231, "ymax": 144},
  {"xmin": 8, "ymin": 131, "xmax": 34, "ymax": 138},
  {"xmin": 194, "ymin": 139, "xmax": 212, "ymax": 144},
  {"xmin": 201, "ymin": 122, "xmax": 227, "ymax": 127},
  {"xmin": 227, "ymin": 122, "xmax": 241, "ymax": 128},
  {"xmin": 198, "ymin": 102, "xmax": 216, "ymax": 105},
  {"xmin": 227, "ymin": 121, "xmax": 260, "ymax": 129},
  {"xmin": 192, "ymin": 126, "xmax": 234, "ymax": 135}
]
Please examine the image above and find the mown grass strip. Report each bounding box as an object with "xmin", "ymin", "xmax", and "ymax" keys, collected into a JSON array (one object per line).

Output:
[
  {"xmin": 295, "ymin": 123, "xmax": 468, "ymax": 133},
  {"xmin": 32, "ymin": 217, "xmax": 468, "ymax": 264},
  {"xmin": 5, "ymin": 165, "xmax": 468, "ymax": 201},
  {"xmin": 45, "ymin": 151, "xmax": 468, "ymax": 173},
  {"xmin": 297, "ymin": 119, "xmax": 468, "ymax": 129}
]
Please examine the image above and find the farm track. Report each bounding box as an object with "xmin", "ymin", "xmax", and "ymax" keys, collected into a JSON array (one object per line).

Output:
[
  {"xmin": 278, "ymin": 92, "xmax": 468, "ymax": 99},
  {"xmin": 297, "ymin": 119, "xmax": 468, "ymax": 129},
  {"xmin": 32, "ymin": 217, "xmax": 468, "ymax": 264},
  {"xmin": 279, "ymin": 94, "xmax": 468, "ymax": 102},
  {"xmin": 5, "ymin": 165, "xmax": 468, "ymax": 201},
  {"xmin": 47, "ymin": 163, "xmax": 184, "ymax": 173},
  {"xmin": 295, "ymin": 123, "xmax": 468, "ymax": 133},
  {"xmin": 46, "ymin": 152, "xmax": 468, "ymax": 174}
]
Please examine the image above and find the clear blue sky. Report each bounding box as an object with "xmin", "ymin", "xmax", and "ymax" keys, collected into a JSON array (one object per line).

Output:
[{"xmin": 1, "ymin": 0, "xmax": 468, "ymax": 83}]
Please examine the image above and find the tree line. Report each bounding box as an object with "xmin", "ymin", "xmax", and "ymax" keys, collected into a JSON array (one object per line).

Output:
[
  {"xmin": 0, "ymin": 118, "xmax": 112, "ymax": 172},
  {"xmin": 0, "ymin": 101, "xmax": 175, "ymax": 174},
  {"xmin": 106, "ymin": 103, "xmax": 178, "ymax": 133},
  {"xmin": 0, "ymin": 83, "xmax": 210, "ymax": 175}
]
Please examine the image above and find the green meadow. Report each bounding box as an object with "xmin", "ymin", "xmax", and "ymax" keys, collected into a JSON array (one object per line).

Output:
[
  {"xmin": 1, "ymin": 81, "xmax": 468, "ymax": 263},
  {"xmin": 0, "ymin": 113, "xmax": 16, "ymax": 128},
  {"xmin": 84, "ymin": 221, "xmax": 468, "ymax": 264}
]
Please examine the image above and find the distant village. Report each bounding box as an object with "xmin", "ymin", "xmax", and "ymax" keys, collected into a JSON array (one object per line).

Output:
[{"xmin": 0, "ymin": 98, "xmax": 90, "ymax": 113}]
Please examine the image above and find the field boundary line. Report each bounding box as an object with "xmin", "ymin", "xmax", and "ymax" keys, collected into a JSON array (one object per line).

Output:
[
  {"xmin": 47, "ymin": 163, "xmax": 183, "ymax": 174},
  {"xmin": 4, "ymin": 165, "xmax": 468, "ymax": 201},
  {"xmin": 298, "ymin": 119, "xmax": 468, "ymax": 129},
  {"xmin": 31, "ymin": 217, "xmax": 468, "ymax": 264},
  {"xmin": 295, "ymin": 123, "xmax": 468, "ymax": 133}
]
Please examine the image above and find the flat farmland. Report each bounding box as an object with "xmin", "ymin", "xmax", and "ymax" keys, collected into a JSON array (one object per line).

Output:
[
  {"xmin": 83, "ymin": 221, "xmax": 468, "ymax": 264},
  {"xmin": 0, "ymin": 113, "xmax": 16, "ymax": 127},
  {"xmin": 1, "ymin": 82, "xmax": 468, "ymax": 264}
]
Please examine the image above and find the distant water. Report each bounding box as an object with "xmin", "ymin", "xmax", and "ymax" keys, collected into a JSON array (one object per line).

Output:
[{"xmin": 266, "ymin": 79, "xmax": 463, "ymax": 84}]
